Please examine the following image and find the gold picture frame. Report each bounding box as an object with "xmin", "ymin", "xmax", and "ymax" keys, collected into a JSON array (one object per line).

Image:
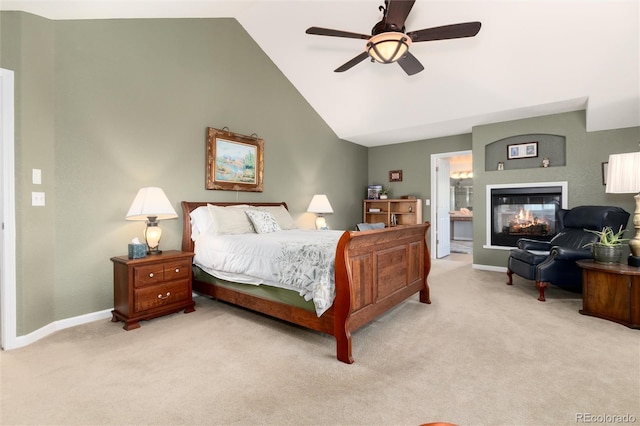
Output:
[{"xmin": 206, "ymin": 127, "xmax": 264, "ymax": 192}]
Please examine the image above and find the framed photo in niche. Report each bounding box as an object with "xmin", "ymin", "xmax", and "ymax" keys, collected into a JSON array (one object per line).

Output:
[
  {"xmin": 206, "ymin": 127, "xmax": 264, "ymax": 192},
  {"xmin": 507, "ymin": 141, "xmax": 538, "ymax": 160},
  {"xmin": 389, "ymin": 170, "xmax": 403, "ymax": 182}
]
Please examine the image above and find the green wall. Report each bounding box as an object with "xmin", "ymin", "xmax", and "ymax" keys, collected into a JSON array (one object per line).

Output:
[
  {"xmin": 2, "ymin": 13, "xmax": 368, "ymax": 335},
  {"xmin": 473, "ymin": 111, "xmax": 639, "ymax": 267},
  {"xmin": 1, "ymin": 13, "xmax": 57, "ymax": 336},
  {"xmin": 368, "ymin": 133, "xmax": 473, "ymax": 222},
  {"xmin": 369, "ymin": 110, "xmax": 639, "ymax": 269}
]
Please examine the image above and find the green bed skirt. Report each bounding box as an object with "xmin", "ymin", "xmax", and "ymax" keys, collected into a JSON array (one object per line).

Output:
[{"xmin": 193, "ymin": 266, "xmax": 316, "ymax": 312}]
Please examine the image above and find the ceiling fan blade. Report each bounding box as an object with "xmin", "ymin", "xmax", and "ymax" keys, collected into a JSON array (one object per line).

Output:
[
  {"xmin": 397, "ymin": 51, "xmax": 424, "ymax": 76},
  {"xmin": 306, "ymin": 27, "xmax": 371, "ymax": 40},
  {"xmin": 407, "ymin": 22, "xmax": 482, "ymax": 42},
  {"xmin": 334, "ymin": 51, "xmax": 370, "ymax": 73},
  {"xmin": 384, "ymin": 0, "xmax": 416, "ymax": 31}
]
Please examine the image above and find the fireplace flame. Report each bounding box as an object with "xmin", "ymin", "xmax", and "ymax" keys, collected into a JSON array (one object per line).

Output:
[{"xmin": 508, "ymin": 208, "xmax": 548, "ymax": 234}]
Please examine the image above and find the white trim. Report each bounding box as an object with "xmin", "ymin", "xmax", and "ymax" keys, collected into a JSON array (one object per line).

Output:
[
  {"xmin": 1, "ymin": 69, "xmax": 16, "ymax": 350},
  {"xmin": 484, "ymin": 181, "xmax": 568, "ymax": 249},
  {"xmin": 8, "ymin": 309, "xmax": 113, "ymax": 350},
  {"xmin": 472, "ymin": 263, "xmax": 507, "ymax": 273}
]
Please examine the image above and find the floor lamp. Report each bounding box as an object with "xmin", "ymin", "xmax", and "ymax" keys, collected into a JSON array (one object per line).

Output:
[{"xmin": 606, "ymin": 152, "xmax": 640, "ymax": 266}]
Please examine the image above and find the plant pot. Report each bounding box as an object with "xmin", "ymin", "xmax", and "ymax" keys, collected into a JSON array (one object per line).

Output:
[
  {"xmin": 379, "ymin": 195, "xmax": 388, "ymax": 199},
  {"xmin": 592, "ymin": 244, "xmax": 622, "ymax": 264}
]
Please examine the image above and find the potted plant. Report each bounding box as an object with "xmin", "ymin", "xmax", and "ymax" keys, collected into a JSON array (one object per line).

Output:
[
  {"xmin": 379, "ymin": 186, "xmax": 390, "ymax": 199},
  {"xmin": 583, "ymin": 225, "xmax": 628, "ymax": 264}
]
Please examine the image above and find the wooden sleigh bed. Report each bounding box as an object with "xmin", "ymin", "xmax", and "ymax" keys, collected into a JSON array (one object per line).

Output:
[{"xmin": 181, "ymin": 201, "xmax": 431, "ymax": 364}]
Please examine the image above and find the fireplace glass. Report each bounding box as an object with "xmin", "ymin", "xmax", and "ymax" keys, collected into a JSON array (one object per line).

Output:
[{"xmin": 491, "ymin": 186, "xmax": 562, "ymax": 247}]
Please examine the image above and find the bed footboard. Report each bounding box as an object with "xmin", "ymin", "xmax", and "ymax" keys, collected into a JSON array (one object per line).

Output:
[{"xmin": 333, "ymin": 223, "xmax": 431, "ymax": 363}]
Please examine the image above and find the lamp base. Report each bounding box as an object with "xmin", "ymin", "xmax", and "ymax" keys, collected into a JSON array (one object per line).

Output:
[
  {"xmin": 628, "ymin": 255, "xmax": 640, "ymax": 267},
  {"xmin": 147, "ymin": 248, "xmax": 163, "ymax": 255}
]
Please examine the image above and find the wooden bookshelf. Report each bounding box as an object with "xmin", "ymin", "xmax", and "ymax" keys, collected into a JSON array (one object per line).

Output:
[{"xmin": 363, "ymin": 198, "xmax": 422, "ymax": 227}]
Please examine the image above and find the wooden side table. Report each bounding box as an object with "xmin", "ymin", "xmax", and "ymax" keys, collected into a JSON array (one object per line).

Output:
[
  {"xmin": 111, "ymin": 250, "xmax": 195, "ymax": 330},
  {"xmin": 576, "ymin": 259, "xmax": 640, "ymax": 329}
]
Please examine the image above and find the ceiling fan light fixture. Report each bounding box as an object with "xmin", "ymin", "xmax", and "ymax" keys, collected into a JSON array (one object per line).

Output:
[{"xmin": 366, "ymin": 32, "xmax": 411, "ymax": 63}]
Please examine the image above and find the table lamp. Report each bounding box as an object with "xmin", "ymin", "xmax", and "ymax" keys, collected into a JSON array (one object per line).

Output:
[
  {"xmin": 126, "ymin": 187, "xmax": 178, "ymax": 255},
  {"xmin": 606, "ymin": 151, "xmax": 640, "ymax": 266},
  {"xmin": 307, "ymin": 194, "xmax": 333, "ymax": 230}
]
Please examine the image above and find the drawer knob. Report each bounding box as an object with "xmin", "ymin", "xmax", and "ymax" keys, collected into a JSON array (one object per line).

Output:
[
  {"xmin": 149, "ymin": 272, "xmax": 154, "ymax": 278},
  {"xmin": 157, "ymin": 292, "xmax": 171, "ymax": 300},
  {"xmin": 175, "ymin": 268, "xmax": 180, "ymax": 273}
]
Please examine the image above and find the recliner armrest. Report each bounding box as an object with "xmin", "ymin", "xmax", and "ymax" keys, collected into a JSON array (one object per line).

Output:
[
  {"xmin": 550, "ymin": 246, "xmax": 593, "ymax": 261},
  {"xmin": 517, "ymin": 239, "xmax": 552, "ymax": 251}
]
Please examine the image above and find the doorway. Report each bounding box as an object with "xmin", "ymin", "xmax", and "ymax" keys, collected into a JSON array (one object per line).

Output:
[
  {"xmin": 1, "ymin": 68, "xmax": 17, "ymax": 350},
  {"xmin": 430, "ymin": 150, "xmax": 473, "ymax": 259}
]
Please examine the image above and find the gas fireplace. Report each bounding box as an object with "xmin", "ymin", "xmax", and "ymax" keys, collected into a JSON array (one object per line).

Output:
[{"xmin": 489, "ymin": 184, "xmax": 566, "ymax": 247}]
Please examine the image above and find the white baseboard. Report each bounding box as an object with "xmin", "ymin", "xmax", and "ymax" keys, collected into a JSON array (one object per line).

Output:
[
  {"xmin": 472, "ymin": 263, "xmax": 508, "ymax": 273},
  {"xmin": 4, "ymin": 309, "xmax": 113, "ymax": 350}
]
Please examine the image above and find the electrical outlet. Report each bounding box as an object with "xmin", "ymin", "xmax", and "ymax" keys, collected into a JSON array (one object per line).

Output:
[
  {"xmin": 425, "ymin": 199, "xmax": 430, "ymax": 206},
  {"xmin": 32, "ymin": 192, "xmax": 45, "ymax": 206}
]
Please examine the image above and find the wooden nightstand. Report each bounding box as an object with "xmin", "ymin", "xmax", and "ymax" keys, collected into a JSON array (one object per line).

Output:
[{"xmin": 111, "ymin": 250, "xmax": 195, "ymax": 330}]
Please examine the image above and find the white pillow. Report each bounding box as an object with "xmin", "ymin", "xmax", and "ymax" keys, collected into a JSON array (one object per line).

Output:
[
  {"xmin": 207, "ymin": 204, "xmax": 255, "ymax": 235},
  {"xmin": 258, "ymin": 205, "xmax": 297, "ymax": 230},
  {"xmin": 189, "ymin": 205, "xmax": 213, "ymax": 241},
  {"xmin": 245, "ymin": 210, "xmax": 281, "ymax": 234}
]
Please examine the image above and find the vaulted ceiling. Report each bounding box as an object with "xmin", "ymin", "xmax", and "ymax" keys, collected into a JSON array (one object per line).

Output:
[{"xmin": 2, "ymin": 0, "xmax": 639, "ymax": 147}]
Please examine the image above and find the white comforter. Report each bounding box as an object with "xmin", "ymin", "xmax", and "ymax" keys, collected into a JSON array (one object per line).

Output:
[{"xmin": 193, "ymin": 229, "xmax": 344, "ymax": 316}]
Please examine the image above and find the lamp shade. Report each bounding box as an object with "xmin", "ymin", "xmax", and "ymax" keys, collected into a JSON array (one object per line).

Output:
[
  {"xmin": 126, "ymin": 187, "xmax": 178, "ymax": 221},
  {"xmin": 307, "ymin": 194, "xmax": 334, "ymax": 214},
  {"xmin": 606, "ymin": 152, "xmax": 640, "ymax": 194}
]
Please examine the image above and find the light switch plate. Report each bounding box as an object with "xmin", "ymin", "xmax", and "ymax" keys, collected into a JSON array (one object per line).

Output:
[{"xmin": 32, "ymin": 169, "xmax": 42, "ymax": 185}]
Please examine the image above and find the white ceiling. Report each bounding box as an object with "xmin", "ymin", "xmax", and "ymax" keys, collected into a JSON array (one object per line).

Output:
[{"xmin": 2, "ymin": 0, "xmax": 639, "ymax": 147}]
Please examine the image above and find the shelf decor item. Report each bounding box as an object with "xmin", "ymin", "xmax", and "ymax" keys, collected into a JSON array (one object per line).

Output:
[
  {"xmin": 367, "ymin": 185, "xmax": 382, "ymax": 199},
  {"xmin": 606, "ymin": 151, "xmax": 640, "ymax": 266},
  {"xmin": 380, "ymin": 186, "xmax": 390, "ymax": 199}
]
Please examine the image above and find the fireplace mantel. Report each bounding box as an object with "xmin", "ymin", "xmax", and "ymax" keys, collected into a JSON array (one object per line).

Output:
[{"xmin": 484, "ymin": 181, "xmax": 568, "ymax": 250}]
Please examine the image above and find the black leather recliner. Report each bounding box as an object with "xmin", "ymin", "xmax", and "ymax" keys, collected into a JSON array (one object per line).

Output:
[{"xmin": 506, "ymin": 205, "xmax": 630, "ymax": 301}]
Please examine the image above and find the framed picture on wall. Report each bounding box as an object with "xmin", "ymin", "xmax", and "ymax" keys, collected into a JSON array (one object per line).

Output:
[
  {"xmin": 206, "ymin": 127, "xmax": 264, "ymax": 192},
  {"xmin": 389, "ymin": 170, "xmax": 403, "ymax": 182},
  {"xmin": 507, "ymin": 141, "xmax": 538, "ymax": 160}
]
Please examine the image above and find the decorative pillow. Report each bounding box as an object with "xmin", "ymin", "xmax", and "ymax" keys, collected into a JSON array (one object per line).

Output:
[
  {"xmin": 207, "ymin": 204, "xmax": 255, "ymax": 235},
  {"xmin": 356, "ymin": 222, "xmax": 385, "ymax": 231},
  {"xmin": 245, "ymin": 209, "xmax": 281, "ymax": 234},
  {"xmin": 258, "ymin": 205, "xmax": 297, "ymax": 230},
  {"xmin": 190, "ymin": 205, "xmax": 214, "ymax": 241}
]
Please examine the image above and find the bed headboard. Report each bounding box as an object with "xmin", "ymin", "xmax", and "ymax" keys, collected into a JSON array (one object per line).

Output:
[{"xmin": 181, "ymin": 201, "xmax": 289, "ymax": 253}]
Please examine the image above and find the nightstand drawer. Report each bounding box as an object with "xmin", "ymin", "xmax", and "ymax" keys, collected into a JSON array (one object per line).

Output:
[
  {"xmin": 134, "ymin": 264, "xmax": 165, "ymax": 286},
  {"xmin": 134, "ymin": 280, "xmax": 190, "ymax": 313},
  {"xmin": 164, "ymin": 259, "xmax": 191, "ymax": 281}
]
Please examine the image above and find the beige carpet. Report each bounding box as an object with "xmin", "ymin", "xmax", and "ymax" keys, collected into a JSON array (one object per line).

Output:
[{"xmin": 1, "ymin": 253, "xmax": 639, "ymax": 426}]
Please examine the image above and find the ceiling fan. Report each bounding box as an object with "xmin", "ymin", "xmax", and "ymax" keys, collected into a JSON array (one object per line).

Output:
[{"xmin": 305, "ymin": 0, "xmax": 481, "ymax": 76}]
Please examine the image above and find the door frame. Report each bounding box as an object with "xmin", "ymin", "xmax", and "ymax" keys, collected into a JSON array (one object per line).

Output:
[
  {"xmin": 430, "ymin": 150, "xmax": 472, "ymax": 259},
  {"xmin": 1, "ymin": 68, "xmax": 17, "ymax": 350}
]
